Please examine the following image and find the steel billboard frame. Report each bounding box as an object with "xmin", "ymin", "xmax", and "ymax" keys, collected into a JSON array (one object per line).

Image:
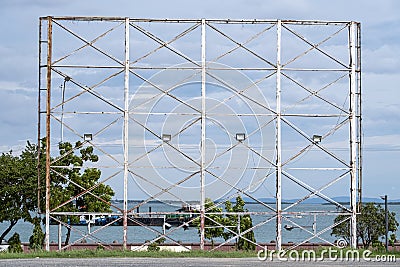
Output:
[{"xmin": 38, "ymin": 17, "xmax": 362, "ymax": 251}]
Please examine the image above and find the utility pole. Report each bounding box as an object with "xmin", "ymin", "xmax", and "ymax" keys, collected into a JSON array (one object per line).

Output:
[
  {"xmin": 380, "ymin": 195, "xmax": 389, "ymax": 251},
  {"xmin": 383, "ymin": 195, "xmax": 388, "ymax": 252}
]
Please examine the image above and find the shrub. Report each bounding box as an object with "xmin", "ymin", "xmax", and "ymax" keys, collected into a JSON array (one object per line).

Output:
[{"xmin": 8, "ymin": 233, "xmax": 23, "ymax": 253}]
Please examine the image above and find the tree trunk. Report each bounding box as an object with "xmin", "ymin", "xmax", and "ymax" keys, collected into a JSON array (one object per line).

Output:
[{"xmin": 0, "ymin": 219, "xmax": 18, "ymax": 244}]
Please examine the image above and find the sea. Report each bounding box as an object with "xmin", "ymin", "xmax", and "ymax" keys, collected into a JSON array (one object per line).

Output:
[{"xmin": 1, "ymin": 202, "xmax": 400, "ymax": 245}]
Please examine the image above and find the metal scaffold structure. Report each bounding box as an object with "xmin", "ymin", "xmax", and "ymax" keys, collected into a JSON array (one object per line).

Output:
[{"xmin": 38, "ymin": 17, "xmax": 362, "ymax": 251}]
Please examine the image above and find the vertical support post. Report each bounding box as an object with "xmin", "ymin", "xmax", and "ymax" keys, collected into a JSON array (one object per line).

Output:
[
  {"xmin": 349, "ymin": 21, "xmax": 357, "ymax": 249},
  {"xmin": 58, "ymin": 223, "xmax": 61, "ymax": 251},
  {"xmin": 123, "ymin": 17, "xmax": 130, "ymax": 250},
  {"xmin": 384, "ymin": 195, "xmax": 388, "ymax": 252},
  {"xmin": 37, "ymin": 18, "xmax": 43, "ymax": 215},
  {"xmin": 356, "ymin": 23, "xmax": 363, "ymax": 213},
  {"xmin": 88, "ymin": 215, "xmax": 91, "ymax": 234},
  {"xmin": 45, "ymin": 16, "xmax": 53, "ymax": 252},
  {"xmin": 163, "ymin": 216, "xmax": 166, "ymax": 236},
  {"xmin": 275, "ymin": 20, "xmax": 282, "ymax": 252},
  {"xmin": 200, "ymin": 18, "xmax": 206, "ymax": 251},
  {"xmin": 237, "ymin": 215, "xmax": 241, "ymax": 246}
]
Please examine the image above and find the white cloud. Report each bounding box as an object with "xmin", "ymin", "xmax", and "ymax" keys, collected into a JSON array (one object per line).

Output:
[
  {"xmin": 364, "ymin": 134, "xmax": 400, "ymax": 148},
  {"xmin": 364, "ymin": 44, "xmax": 400, "ymax": 74},
  {"xmin": 0, "ymin": 0, "xmax": 399, "ymax": 199}
]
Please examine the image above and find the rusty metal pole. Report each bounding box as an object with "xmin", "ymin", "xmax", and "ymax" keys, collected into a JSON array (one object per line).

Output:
[
  {"xmin": 275, "ymin": 19, "xmax": 282, "ymax": 252},
  {"xmin": 37, "ymin": 18, "xmax": 43, "ymax": 214},
  {"xmin": 349, "ymin": 21, "xmax": 357, "ymax": 249},
  {"xmin": 123, "ymin": 17, "xmax": 130, "ymax": 250},
  {"xmin": 199, "ymin": 18, "xmax": 206, "ymax": 251},
  {"xmin": 45, "ymin": 16, "xmax": 53, "ymax": 252}
]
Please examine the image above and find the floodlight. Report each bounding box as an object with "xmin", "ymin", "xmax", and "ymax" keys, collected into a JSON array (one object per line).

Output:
[
  {"xmin": 312, "ymin": 134, "xmax": 322, "ymax": 143},
  {"xmin": 162, "ymin": 134, "xmax": 171, "ymax": 142},
  {"xmin": 235, "ymin": 133, "xmax": 246, "ymax": 142},
  {"xmin": 83, "ymin": 133, "xmax": 93, "ymax": 141}
]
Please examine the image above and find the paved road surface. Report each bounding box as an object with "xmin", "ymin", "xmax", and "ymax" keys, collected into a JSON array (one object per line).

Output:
[{"xmin": 0, "ymin": 257, "xmax": 397, "ymax": 267}]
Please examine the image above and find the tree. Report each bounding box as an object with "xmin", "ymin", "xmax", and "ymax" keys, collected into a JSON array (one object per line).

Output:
[
  {"xmin": 331, "ymin": 202, "xmax": 399, "ymax": 248},
  {"xmin": 48, "ymin": 141, "xmax": 114, "ymax": 245},
  {"xmin": 29, "ymin": 217, "xmax": 45, "ymax": 250},
  {"xmin": 194, "ymin": 198, "xmax": 225, "ymax": 247},
  {"xmin": 0, "ymin": 139, "xmax": 114, "ymax": 247},
  {"xmin": 194, "ymin": 196, "xmax": 256, "ymax": 250},
  {"xmin": 0, "ymin": 142, "xmax": 38, "ymax": 245},
  {"xmin": 224, "ymin": 196, "xmax": 256, "ymax": 250}
]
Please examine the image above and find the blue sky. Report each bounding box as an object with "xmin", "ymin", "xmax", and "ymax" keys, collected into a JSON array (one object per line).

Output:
[{"xmin": 0, "ymin": 0, "xmax": 399, "ymax": 199}]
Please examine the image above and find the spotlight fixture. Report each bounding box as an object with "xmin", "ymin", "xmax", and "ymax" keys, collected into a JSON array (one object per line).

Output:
[
  {"xmin": 312, "ymin": 134, "xmax": 322, "ymax": 143},
  {"xmin": 162, "ymin": 134, "xmax": 171, "ymax": 142},
  {"xmin": 235, "ymin": 133, "xmax": 246, "ymax": 142},
  {"xmin": 83, "ymin": 133, "xmax": 93, "ymax": 141}
]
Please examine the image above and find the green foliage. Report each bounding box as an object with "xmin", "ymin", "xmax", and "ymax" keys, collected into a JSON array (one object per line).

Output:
[
  {"xmin": 194, "ymin": 198, "xmax": 225, "ymax": 247},
  {"xmin": 224, "ymin": 196, "xmax": 256, "ymax": 251},
  {"xmin": 0, "ymin": 141, "xmax": 38, "ymax": 244},
  {"xmin": 389, "ymin": 233, "xmax": 396, "ymax": 246},
  {"xmin": 29, "ymin": 217, "xmax": 45, "ymax": 250},
  {"xmin": 0, "ymin": 139, "xmax": 114, "ymax": 246},
  {"xmin": 331, "ymin": 202, "xmax": 399, "ymax": 248},
  {"xmin": 47, "ymin": 140, "xmax": 114, "ymax": 244},
  {"xmin": 7, "ymin": 233, "xmax": 23, "ymax": 253},
  {"xmin": 0, "ymin": 248, "xmax": 258, "ymax": 259},
  {"xmin": 50, "ymin": 141, "xmax": 113, "ymax": 213},
  {"xmin": 147, "ymin": 237, "xmax": 166, "ymax": 252},
  {"xmin": 194, "ymin": 196, "xmax": 256, "ymax": 250}
]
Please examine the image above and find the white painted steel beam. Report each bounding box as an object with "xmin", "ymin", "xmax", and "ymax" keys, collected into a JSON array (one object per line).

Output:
[
  {"xmin": 200, "ymin": 18, "xmax": 206, "ymax": 251},
  {"xmin": 275, "ymin": 20, "xmax": 282, "ymax": 251},
  {"xmin": 123, "ymin": 17, "xmax": 130, "ymax": 250},
  {"xmin": 349, "ymin": 21, "xmax": 358, "ymax": 249}
]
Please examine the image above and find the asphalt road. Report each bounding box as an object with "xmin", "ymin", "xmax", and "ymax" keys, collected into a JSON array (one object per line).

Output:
[{"xmin": 0, "ymin": 257, "xmax": 397, "ymax": 267}]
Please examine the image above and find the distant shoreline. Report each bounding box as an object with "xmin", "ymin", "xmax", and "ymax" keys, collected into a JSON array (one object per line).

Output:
[{"xmin": 111, "ymin": 200, "xmax": 400, "ymax": 205}]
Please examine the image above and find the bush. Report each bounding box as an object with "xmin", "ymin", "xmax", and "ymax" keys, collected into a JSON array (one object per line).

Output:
[
  {"xmin": 147, "ymin": 237, "xmax": 166, "ymax": 252},
  {"xmin": 8, "ymin": 233, "xmax": 23, "ymax": 253}
]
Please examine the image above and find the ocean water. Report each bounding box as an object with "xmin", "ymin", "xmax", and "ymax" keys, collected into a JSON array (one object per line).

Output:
[{"xmin": 2, "ymin": 203, "xmax": 400, "ymax": 245}]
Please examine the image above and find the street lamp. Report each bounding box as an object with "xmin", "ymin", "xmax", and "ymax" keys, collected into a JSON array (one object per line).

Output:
[
  {"xmin": 61, "ymin": 76, "xmax": 71, "ymax": 142},
  {"xmin": 380, "ymin": 195, "xmax": 389, "ymax": 252}
]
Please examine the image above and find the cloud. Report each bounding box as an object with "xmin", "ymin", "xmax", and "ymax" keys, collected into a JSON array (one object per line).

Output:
[
  {"xmin": 0, "ymin": 0, "xmax": 399, "ymax": 199},
  {"xmin": 364, "ymin": 44, "xmax": 400, "ymax": 74}
]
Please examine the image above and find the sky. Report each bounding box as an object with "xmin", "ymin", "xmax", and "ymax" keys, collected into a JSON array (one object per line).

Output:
[{"xmin": 0, "ymin": 0, "xmax": 399, "ymax": 200}]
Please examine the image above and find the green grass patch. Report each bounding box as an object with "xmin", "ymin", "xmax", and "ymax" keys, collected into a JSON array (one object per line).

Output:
[
  {"xmin": 0, "ymin": 249, "xmax": 258, "ymax": 259},
  {"xmin": 2, "ymin": 246, "xmax": 399, "ymax": 260}
]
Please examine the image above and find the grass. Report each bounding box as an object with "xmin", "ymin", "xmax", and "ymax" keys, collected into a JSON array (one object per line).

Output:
[
  {"xmin": 1, "ymin": 246, "xmax": 399, "ymax": 260},
  {"xmin": 0, "ymin": 249, "xmax": 258, "ymax": 259}
]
